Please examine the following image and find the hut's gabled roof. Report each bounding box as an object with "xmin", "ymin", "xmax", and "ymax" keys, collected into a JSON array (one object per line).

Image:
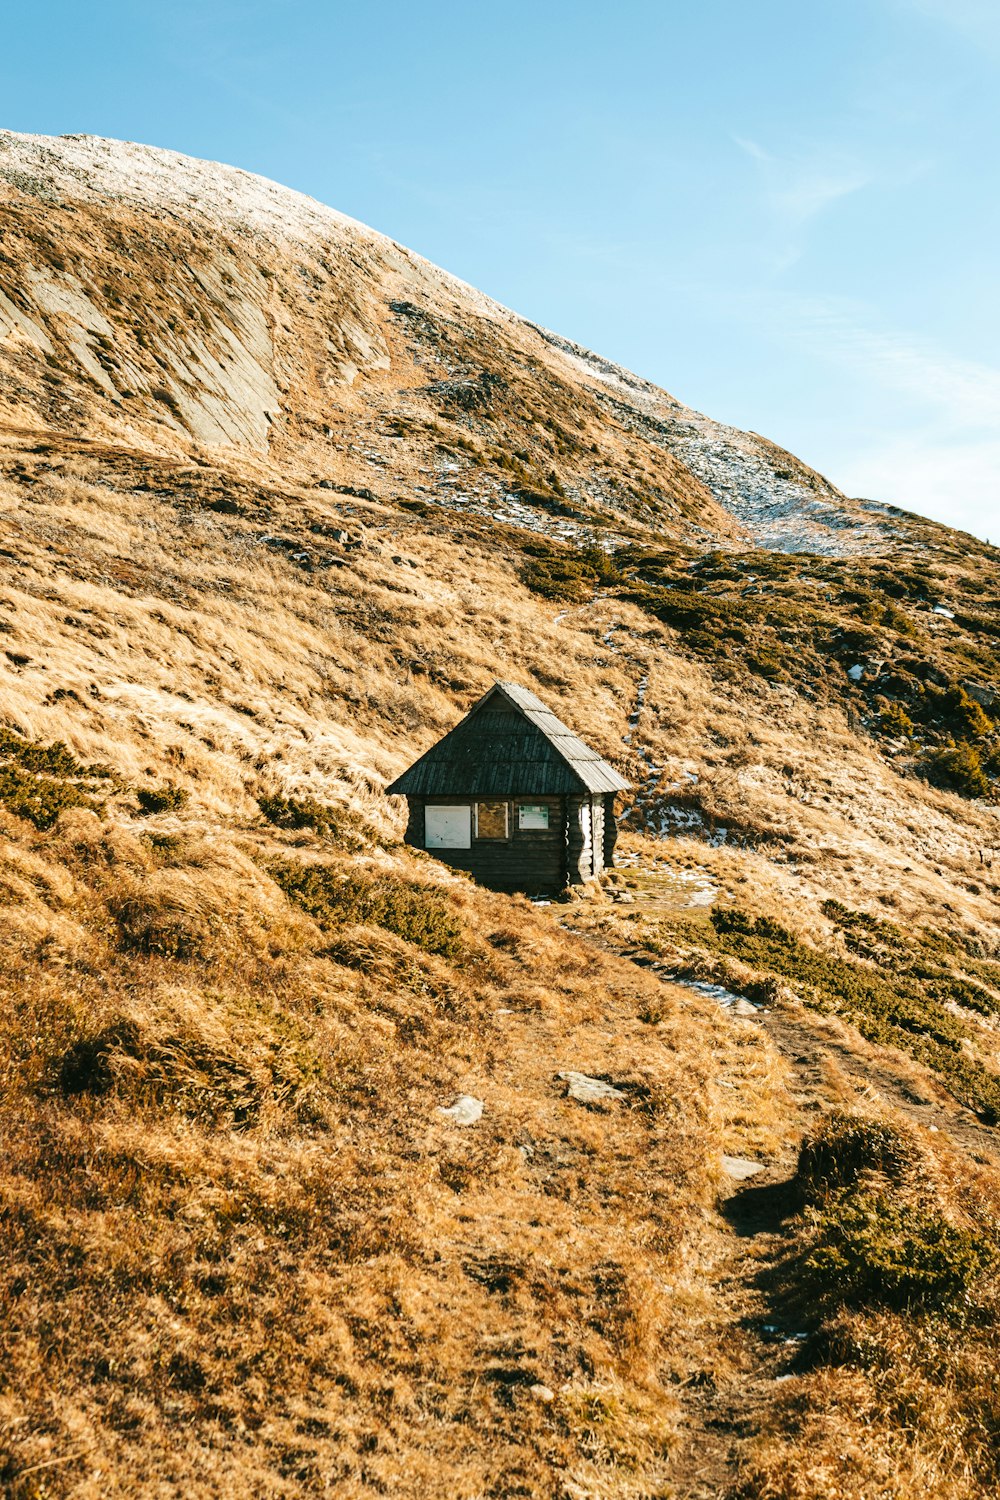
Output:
[{"xmin": 385, "ymin": 682, "xmax": 630, "ymax": 797}]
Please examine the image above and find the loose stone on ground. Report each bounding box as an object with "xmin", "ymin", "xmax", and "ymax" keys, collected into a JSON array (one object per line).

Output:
[
  {"xmin": 436, "ymin": 1094, "xmax": 484, "ymax": 1125},
  {"xmin": 559, "ymin": 1071, "xmax": 627, "ymax": 1106}
]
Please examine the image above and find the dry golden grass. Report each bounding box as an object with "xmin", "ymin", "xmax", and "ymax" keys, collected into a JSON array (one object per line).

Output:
[
  {"xmin": 0, "ymin": 427, "xmax": 998, "ymax": 1499},
  {"xmin": 0, "ymin": 796, "xmax": 735, "ymax": 1498},
  {"xmin": 565, "ymin": 863, "xmax": 1000, "ymax": 1499},
  {"xmin": 733, "ymin": 1129, "xmax": 1000, "ymax": 1500},
  {"xmin": 1, "ymin": 138, "xmax": 999, "ymax": 1497}
]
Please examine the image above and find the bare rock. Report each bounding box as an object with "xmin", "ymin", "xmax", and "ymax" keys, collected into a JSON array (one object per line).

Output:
[
  {"xmin": 721, "ymin": 1154, "xmax": 765, "ymax": 1180},
  {"xmin": 559, "ymin": 1071, "xmax": 626, "ymax": 1106},
  {"xmin": 436, "ymin": 1094, "xmax": 483, "ymax": 1125},
  {"xmin": 964, "ymin": 680, "xmax": 996, "ymax": 708}
]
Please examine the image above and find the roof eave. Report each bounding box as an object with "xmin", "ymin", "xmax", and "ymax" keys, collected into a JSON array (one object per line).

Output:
[{"xmin": 385, "ymin": 681, "xmax": 632, "ymax": 797}]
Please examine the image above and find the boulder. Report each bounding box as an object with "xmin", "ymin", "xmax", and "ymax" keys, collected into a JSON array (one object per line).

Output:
[
  {"xmin": 964, "ymin": 680, "xmax": 997, "ymax": 709},
  {"xmin": 318, "ymin": 482, "xmax": 376, "ymax": 501}
]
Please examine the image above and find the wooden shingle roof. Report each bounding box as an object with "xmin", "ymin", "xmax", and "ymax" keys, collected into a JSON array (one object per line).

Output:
[{"xmin": 385, "ymin": 682, "xmax": 630, "ymax": 797}]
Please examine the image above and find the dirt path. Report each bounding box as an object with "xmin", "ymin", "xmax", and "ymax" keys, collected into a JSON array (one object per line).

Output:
[
  {"xmin": 656, "ymin": 1052, "xmax": 803, "ymax": 1500},
  {"xmin": 560, "ymin": 888, "xmax": 1000, "ymax": 1497},
  {"xmin": 667, "ymin": 991, "xmax": 997, "ymax": 1496}
]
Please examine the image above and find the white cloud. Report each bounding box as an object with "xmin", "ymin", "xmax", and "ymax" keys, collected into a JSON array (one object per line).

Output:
[
  {"xmin": 731, "ymin": 136, "xmax": 873, "ymax": 270},
  {"xmin": 731, "ymin": 134, "xmax": 771, "ymax": 165},
  {"xmin": 836, "ymin": 437, "xmax": 1000, "ymax": 541},
  {"xmin": 792, "ymin": 299, "xmax": 1000, "ymax": 430},
  {"xmin": 781, "ymin": 298, "xmax": 1000, "ymax": 540},
  {"xmin": 732, "ymin": 134, "xmax": 872, "ymax": 225},
  {"xmin": 772, "ymin": 168, "xmax": 872, "ymax": 226}
]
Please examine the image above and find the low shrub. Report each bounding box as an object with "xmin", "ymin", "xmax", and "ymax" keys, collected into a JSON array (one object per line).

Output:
[
  {"xmin": 273, "ymin": 862, "xmax": 462, "ymax": 958},
  {"xmin": 745, "ymin": 648, "xmax": 789, "ymax": 681},
  {"xmin": 938, "ymin": 686, "xmax": 994, "ymax": 741},
  {"xmin": 921, "ymin": 742, "xmax": 991, "ymax": 799},
  {"xmin": 797, "ymin": 1112, "xmax": 918, "ymax": 1202},
  {"xmin": 0, "ymin": 762, "xmax": 97, "ymax": 829},
  {"xmin": 257, "ymin": 792, "xmax": 364, "ymax": 847},
  {"xmin": 821, "ymin": 899, "xmax": 908, "ymax": 960},
  {"xmin": 518, "ymin": 538, "xmax": 623, "ymax": 603},
  {"xmin": 521, "ymin": 554, "xmax": 598, "ymax": 603},
  {"xmin": 0, "ymin": 727, "xmax": 99, "ymax": 777},
  {"xmin": 803, "ymin": 1190, "xmax": 991, "ymax": 1310},
  {"xmin": 838, "ymin": 626, "xmax": 883, "ymax": 654},
  {"xmin": 136, "ymin": 784, "xmax": 189, "ymax": 816},
  {"xmin": 922, "ymin": 970, "xmax": 1000, "ymax": 1018},
  {"xmin": 879, "ymin": 701, "xmax": 915, "ymax": 738},
  {"xmin": 0, "ymin": 728, "xmax": 112, "ymax": 828},
  {"xmin": 704, "ymin": 907, "xmax": 1000, "ymax": 1120}
]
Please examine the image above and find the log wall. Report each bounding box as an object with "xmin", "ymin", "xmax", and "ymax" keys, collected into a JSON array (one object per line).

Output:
[{"xmin": 403, "ymin": 794, "xmax": 567, "ymax": 894}]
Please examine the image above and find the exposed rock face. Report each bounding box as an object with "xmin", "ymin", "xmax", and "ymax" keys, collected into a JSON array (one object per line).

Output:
[
  {"xmin": 0, "ymin": 129, "xmax": 892, "ymax": 555},
  {"xmin": 0, "ymin": 131, "xmax": 393, "ymax": 458}
]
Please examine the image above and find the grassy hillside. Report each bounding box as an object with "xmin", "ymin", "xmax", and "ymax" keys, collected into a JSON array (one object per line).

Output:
[
  {"xmin": 1, "ymin": 133, "xmax": 999, "ymax": 1498},
  {"xmin": 1, "ymin": 799, "xmax": 735, "ymax": 1497}
]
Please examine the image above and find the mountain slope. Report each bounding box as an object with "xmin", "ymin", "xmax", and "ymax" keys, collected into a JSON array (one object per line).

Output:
[
  {"xmin": 1, "ymin": 128, "xmax": 898, "ymax": 554},
  {"xmin": 1, "ymin": 132, "xmax": 999, "ymax": 1499}
]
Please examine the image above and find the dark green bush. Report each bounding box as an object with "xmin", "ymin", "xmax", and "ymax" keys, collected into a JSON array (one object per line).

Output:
[
  {"xmin": 520, "ymin": 555, "xmax": 598, "ymax": 603},
  {"xmin": 879, "ymin": 701, "xmax": 915, "ymax": 738},
  {"xmin": 137, "ymin": 784, "xmax": 189, "ymax": 816},
  {"xmin": 712, "ymin": 908, "xmax": 796, "ymax": 945},
  {"xmin": 803, "ymin": 1190, "xmax": 991, "ymax": 1310},
  {"xmin": 922, "ymin": 971, "xmax": 1000, "ymax": 1019},
  {"xmin": 0, "ymin": 728, "xmax": 113, "ymax": 828},
  {"xmin": 745, "ymin": 648, "xmax": 789, "ymax": 681},
  {"xmin": 938, "ymin": 687, "xmax": 993, "ymax": 741},
  {"xmin": 273, "ymin": 862, "xmax": 462, "ymax": 958},
  {"xmin": 257, "ymin": 792, "xmax": 363, "ymax": 846},
  {"xmin": 0, "ymin": 763, "xmax": 97, "ymax": 829},
  {"xmin": 0, "ymin": 727, "xmax": 93, "ymax": 777},
  {"xmin": 921, "ymin": 742, "xmax": 991, "ymax": 799},
  {"xmin": 639, "ymin": 586, "xmax": 743, "ymax": 634},
  {"xmin": 838, "ymin": 627, "xmax": 883, "ymax": 654},
  {"xmin": 705, "ymin": 907, "xmax": 1000, "ymax": 1120},
  {"xmin": 821, "ymin": 900, "xmax": 908, "ymax": 959}
]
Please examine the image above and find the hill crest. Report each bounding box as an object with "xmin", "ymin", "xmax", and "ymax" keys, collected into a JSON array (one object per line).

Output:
[{"xmin": 2, "ymin": 128, "xmax": 896, "ymax": 555}]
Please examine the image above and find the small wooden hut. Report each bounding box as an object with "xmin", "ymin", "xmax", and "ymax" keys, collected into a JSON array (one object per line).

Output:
[{"xmin": 385, "ymin": 681, "xmax": 630, "ymax": 894}]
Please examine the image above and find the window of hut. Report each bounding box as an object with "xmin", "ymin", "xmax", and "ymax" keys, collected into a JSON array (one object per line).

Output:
[
  {"xmin": 425, "ymin": 805, "xmax": 471, "ymax": 848},
  {"xmin": 475, "ymin": 801, "xmax": 509, "ymax": 839}
]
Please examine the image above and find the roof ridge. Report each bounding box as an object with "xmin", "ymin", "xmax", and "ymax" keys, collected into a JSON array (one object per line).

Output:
[{"xmin": 385, "ymin": 681, "xmax": 630, "ymax": 797}]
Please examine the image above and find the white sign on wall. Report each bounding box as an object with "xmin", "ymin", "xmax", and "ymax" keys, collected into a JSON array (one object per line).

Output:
[{"xmin": 425, "ymin": 805, "xmax": 471, "ymax": 849}]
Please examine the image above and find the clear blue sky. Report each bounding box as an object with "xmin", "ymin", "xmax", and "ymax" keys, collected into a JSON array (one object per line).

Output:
[{"xmin": 3, "ymin": 1, "xmax": 998, "ymax": 540}]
